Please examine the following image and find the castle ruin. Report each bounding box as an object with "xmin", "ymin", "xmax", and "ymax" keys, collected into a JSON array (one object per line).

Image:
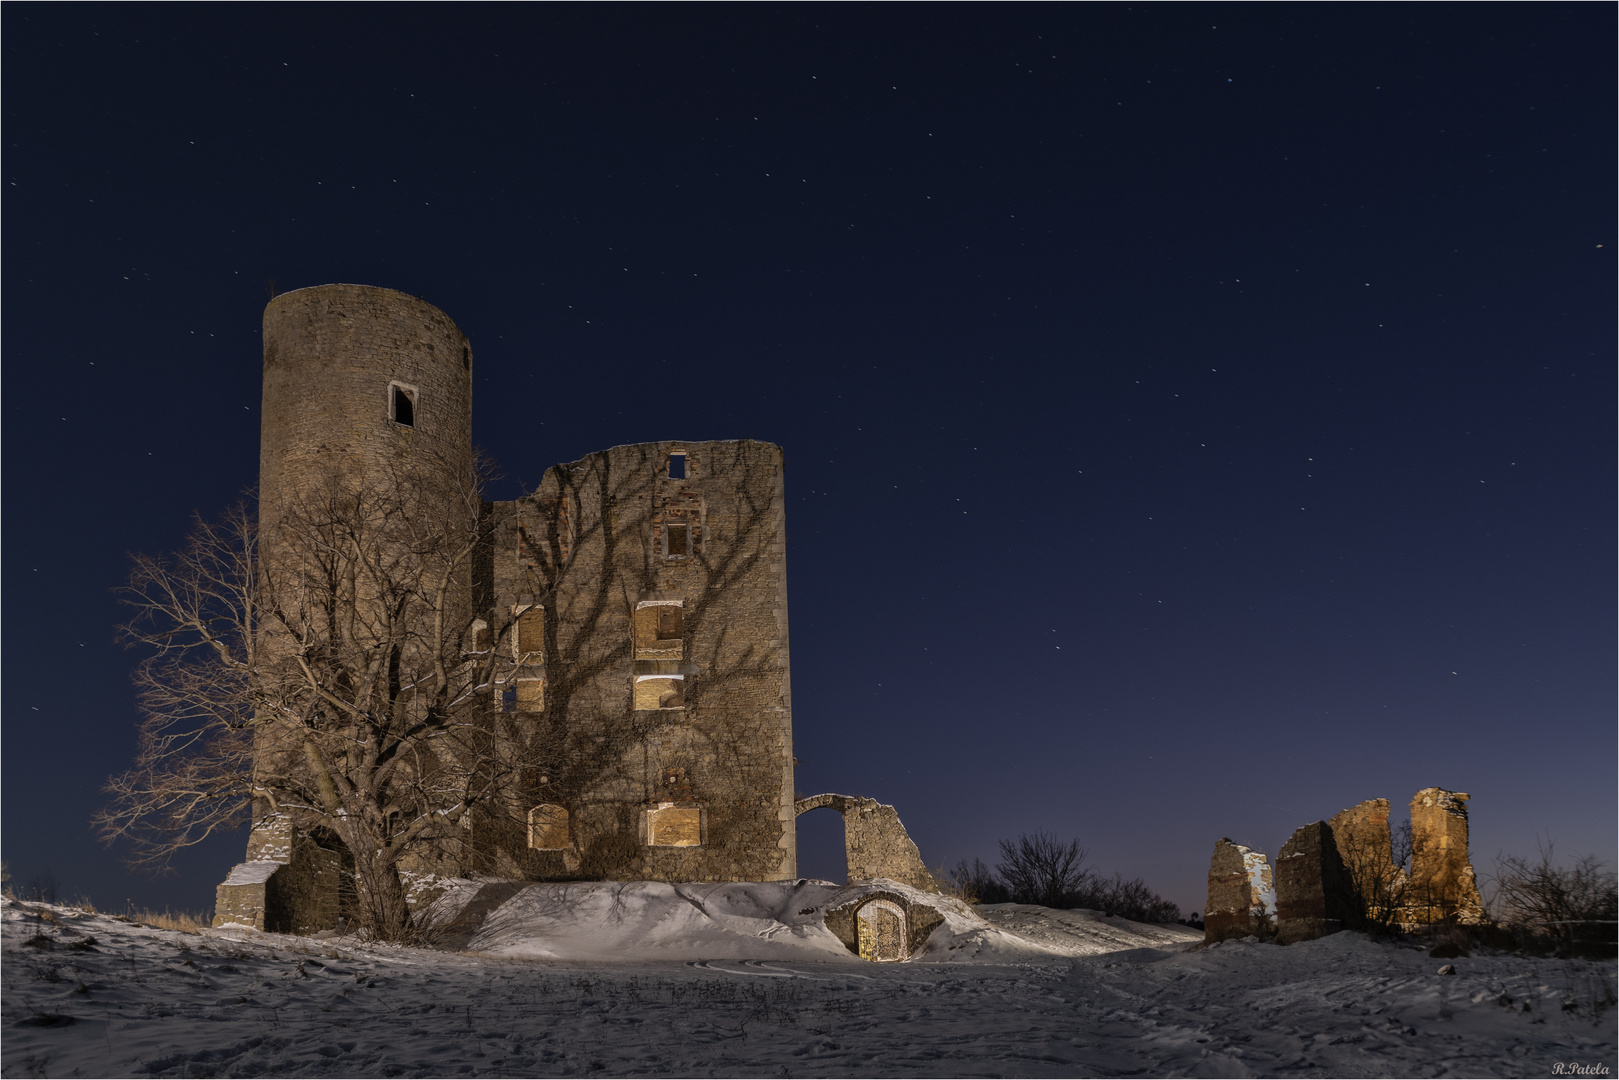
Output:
[
  {"xmin": 1203, "ymin": 786, "xmax": 1486, "ymax": 945},
  {"xmin": 214, "ymin": 284, "xmax": 935, "ymax": 933}
]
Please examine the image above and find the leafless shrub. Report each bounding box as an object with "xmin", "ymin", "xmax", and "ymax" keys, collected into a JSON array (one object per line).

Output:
[
  {"xmin": 1490, "ymin": 842, "xmax": 1617, "ymax": 957},
  {"xmin": 1075, "ymin": 872, "xmax": 1181, "ymax": 923},
  {"xmin": 996, "ymin": 831, "xmax": 1090, "ymax": 908},
  {"xmin": 943, "ymin": 858, "xmax": 1009, "ymax": 905}
]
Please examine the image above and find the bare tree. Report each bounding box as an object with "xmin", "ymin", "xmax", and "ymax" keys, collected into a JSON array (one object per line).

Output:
[
  {"xmin": 996, "ymin": 830, "xmax": 1091, "ymax": 908},
  {"xmin": 97, "ymin": 451, "xmax": 519, "ymax": 940}
]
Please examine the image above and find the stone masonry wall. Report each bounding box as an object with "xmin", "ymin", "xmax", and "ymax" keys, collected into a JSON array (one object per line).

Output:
[
  {"xmin": 1274, "ymin": 821, "xmax": 1357, "ymax": 945},
  {"xmin": 468, "ymin": 439, "xmax": 796, "ymax": 884},
  {"xmin": 1208, "ymin": 787, "xmax": 1486, "ymax": 945},
  {"xmin": 795, "ymin": 794, "xmax": 940, "ymax": 893},
  {"xmin": 1405, "ymin": 788, "xmax": 1485, "ymax": 925},
  {"xmin": 259, "ymin": 284, "xmax": 472, "ymax": 532},
  {"xmin": 1205, "ymin": 839, "xmax": 1275, "ymax": 943}
]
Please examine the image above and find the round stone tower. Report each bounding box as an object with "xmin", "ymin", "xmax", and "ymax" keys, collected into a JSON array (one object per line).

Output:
[{"xmin": 259, "ymin": 284, "xmax": 473, "ymax": 526}]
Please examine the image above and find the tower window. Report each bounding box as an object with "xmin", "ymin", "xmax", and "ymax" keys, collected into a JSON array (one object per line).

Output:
[
  {"xmin": 665, "ymin": 523, "xmax": 689, "ymax": 558},
  {"xmin": 668, "ymin": 452, "xmax": 687, "ymax": 479},
  {"xmin": 389, "ymin": 382, "xmax": 417, "ymax": 427},
  {"xmin": 633, "ymin": 600, "xmax": 684, "ymax": 659}
]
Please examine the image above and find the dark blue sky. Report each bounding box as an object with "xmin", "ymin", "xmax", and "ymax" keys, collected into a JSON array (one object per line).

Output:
[{"xmin": 4, "ymin": 5, "xmax": 1613, "ymax": 916}]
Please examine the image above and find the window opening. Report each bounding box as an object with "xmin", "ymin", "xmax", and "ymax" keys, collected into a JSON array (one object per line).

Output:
[
  {"xmin": 634, "ymin": 674, "xmax": 685, "ymax": 710},
  {"xmin": 515, "ymin": 605, "xmax": 545, "ymax": 662},
  {"xmin": 390, "ymin": 384, "xmax": 415, "ymax": 426},
  {"xmin": 527, "ymin": 804, "xmax": 569, "ymax": 850},
  {"xmin": 515, "ymin": 677, "xmax": 545, "ymax": 712},
  {"xmin": 668, "ymin": 452, "xmax": 687, "ymax": 479},
  {"xmin": 665, "ymin": 523, "xmax": 689, "ymax": 558},
  {"xmin": 633, "ymin": 599, "xmax": 684, "ymax": 659},
  {"xmin": 646, "ymin": 802, "xmax": 701, "ymax": 847}
]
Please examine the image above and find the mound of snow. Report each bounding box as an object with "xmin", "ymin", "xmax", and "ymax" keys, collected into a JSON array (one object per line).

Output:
[
  {"xmin": 450, "ymin": 878, "xmax": 1071, "ymax": 963},
  {"xmin": 975, "ymin": 903, "xmax": 1203, "ymax": 956}
]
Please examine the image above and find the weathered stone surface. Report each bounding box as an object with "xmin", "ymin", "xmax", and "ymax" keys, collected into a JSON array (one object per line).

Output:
[
  {"xmin": 1274, "ymin": 821, "xmax": 1357, "ymax": 944},
  {"xmin": 822, "ymin": 887, "xmax": 946, "ymax": 960},
  {"xmin": 1205, "ymin": 839, "xmax": 1275, "ymax": 943},
  {"xmin": 212, "ymin": 838, "xmax": 348, "ymax": 933},
  {"xmin": 1329, "ymin": 798, "xmax": 1404, "ymax": 926},
  {"xmin": 1404, "ymin": 788, "xmax": 1484, "ymax": 926},
  {"xmin": 217, "ymin": 287, "xmax": 939, "ymax": 930},
  {"xmin": 795, "ymin": 794, "xmax": 939, "ymax": 893}
]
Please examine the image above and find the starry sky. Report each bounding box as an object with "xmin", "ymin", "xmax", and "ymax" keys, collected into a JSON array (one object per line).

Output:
[{"xmin": 4, "ymin": 6, "xmax": 1613, "ymax": 917}]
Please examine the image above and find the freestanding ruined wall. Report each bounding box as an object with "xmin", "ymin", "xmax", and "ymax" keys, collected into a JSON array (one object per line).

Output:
[
  {"xmin": 1274, "ymin": 821, "xmax": 1357, "ymax": 944},
  {"xmin": 794, "ymin": 794, "xmax": 939, "ymax": 892},
  {"xmin": 1205, "ymin": 839, "xmax": 1275, "ymax": 943},
  {"xmin": 1406, "ymin": 788, "xmax": 1484, "ymax": 925},
  {"xmin": 1330, "ymin": 798, "xmax": 1403, "ymax": 927},
  {"xmin": 469, "ymin": 440, "xmax": 798, "ymax": 883}
]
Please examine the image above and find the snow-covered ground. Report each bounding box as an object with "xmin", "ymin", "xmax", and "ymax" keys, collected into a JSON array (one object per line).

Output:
[{"xmin": 4, "ymin": 890, "xmax": 1613, "ymax": 1078}]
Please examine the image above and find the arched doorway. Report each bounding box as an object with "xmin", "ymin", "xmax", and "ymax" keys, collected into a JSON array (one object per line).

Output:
[{"xmin": 856, "ymin": 898, "xmax": 909, "ymax": 962}]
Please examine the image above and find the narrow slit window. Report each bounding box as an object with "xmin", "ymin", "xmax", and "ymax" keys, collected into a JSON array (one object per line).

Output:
[
  {"xmin": 665, "ymin": 523, "xmax": 689, "ymax": 557},
  {"xmin": 668, "ymin": 452, "xmax": 687, "ymax": 479},
  {"xmin": 391, "ymin": 384, "xmax": 415, "ymax": 426}
]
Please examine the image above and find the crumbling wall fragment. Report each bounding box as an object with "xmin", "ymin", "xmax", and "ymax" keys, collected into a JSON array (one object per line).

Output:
[
  {"xmin": 1274, "ymin": 821, "xmax": 1357, "ymax": 944},
  {"xmin": 795, "ymin": 794, "xmax": 939, "ymax": 893},
  {"xmin": 1404, "ymin": 788, "xmax": 1484, "ymax": 926},
  {"xmin": 213, "ymin": 821, "xmax": 349, "ymax": 933},
  {"xmin": 1204, "ymin": 839, "xmax": 1275, "ymax": 943},
  {"xmin": 1329, "ymin": 798, "xmax": 1404, "ymax": 927}
]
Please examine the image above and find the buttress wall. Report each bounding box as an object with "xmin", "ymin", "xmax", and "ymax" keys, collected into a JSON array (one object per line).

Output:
[{"xmin": 470, "ymin": 439, "xmax": 797, "ymax": 883}]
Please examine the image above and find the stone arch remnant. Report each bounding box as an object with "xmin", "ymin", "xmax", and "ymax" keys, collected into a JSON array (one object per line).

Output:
[{"xmin": 793, "ymin": 794, "xmax": 939, "ymax": 893}]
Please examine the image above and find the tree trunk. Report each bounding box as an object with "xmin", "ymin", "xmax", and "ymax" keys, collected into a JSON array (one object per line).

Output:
[{"xmin": 353, "ymin": 849, "xmax": 412, "ymax": 940}]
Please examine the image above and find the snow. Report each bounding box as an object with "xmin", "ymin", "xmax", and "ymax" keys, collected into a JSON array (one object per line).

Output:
[
  {"xmin": 222, "ymin": 861, "xmax": 281, "ymax": 887},
  {"xmin": 4, "ymin": 894, "xmax": 1613, "ymax": 1077}
]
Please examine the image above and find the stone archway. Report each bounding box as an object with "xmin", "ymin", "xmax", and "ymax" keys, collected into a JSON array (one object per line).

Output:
[
  {"xmin": 856, "ymin": 898, "xmax": 910, "ymax": 961},
  {"xmin": 792, "ymin": 793, "xmax": 939, "ymax": 892}
]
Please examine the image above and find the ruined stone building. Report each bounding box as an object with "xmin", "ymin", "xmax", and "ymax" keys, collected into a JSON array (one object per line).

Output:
[
  {"xmin": 1204, "ymin": 786, "xmax": 1486, "ymax": 946},
  {"xmin": 215, "ymin": 284, "xmax": 934, "ymax": 933}
]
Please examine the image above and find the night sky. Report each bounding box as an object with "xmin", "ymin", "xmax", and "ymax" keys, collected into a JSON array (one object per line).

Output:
[{"xmin": 4, "ymin": 6, "xmax": 1613, "ymax": 917}]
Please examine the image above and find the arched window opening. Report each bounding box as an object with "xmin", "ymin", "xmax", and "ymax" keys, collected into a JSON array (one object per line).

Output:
[
  {"xmin": 527, "ymin": 804, "xmax": 569, "ymax": 850},
  {"xmin": 634, "ymin": 674, "xmax": 684, "ymax": 710}
]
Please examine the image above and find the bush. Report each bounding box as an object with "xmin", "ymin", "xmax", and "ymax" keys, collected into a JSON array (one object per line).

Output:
[
  {"xmin": 945, "ymin": 858, "xmax": 1011, "ymax": 905},
  {"xmin": 997, "ymin": 830, "xmax": 1091, "ymax": 908},
  {"xmin": 1491, "ymin": 844, "xmax": 1617, "ymax": 957},
  {"xmin": 1076, "ymin": 872, "xmax": 1181, "ymax": 924},
  {"xmin": 949, "ymin": 832, "xmax": 1181, "ymax": 922}
]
